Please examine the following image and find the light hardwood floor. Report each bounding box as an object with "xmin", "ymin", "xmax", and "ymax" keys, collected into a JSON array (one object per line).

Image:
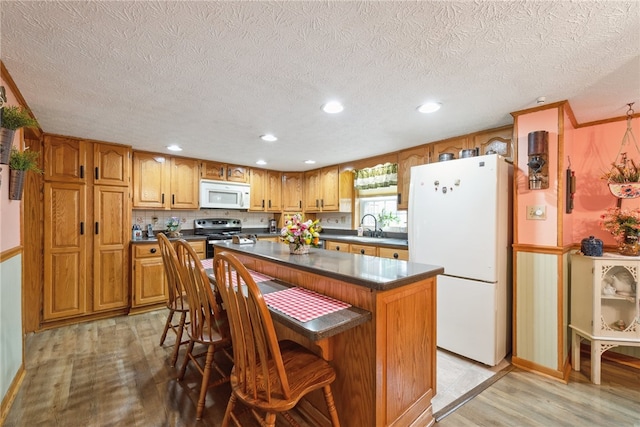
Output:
[{"xmin": 4, "ymin": 310, "xmax": 640, "ymax": 426}]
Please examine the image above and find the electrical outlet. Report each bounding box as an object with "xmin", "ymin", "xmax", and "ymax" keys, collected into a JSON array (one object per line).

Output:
[{"xmin": 526, "ymin": 205, "xmax": 546, "ymax": 220}]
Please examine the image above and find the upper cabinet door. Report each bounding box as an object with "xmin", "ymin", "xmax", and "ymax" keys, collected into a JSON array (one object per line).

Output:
[
  {"xmin": 474, "ymin": 126, "xmax": 513, "ymax": 161},
  {"xmin": 132, "ymin": 152, "xmax": 168, "ymax": 209},
  {"xmin": 44, "ymin": 135, "xmax": 87, "ymax": 183},
  {"xmin": 94, "ymin": 143, "xmax": 130, "ymax": 187},
  {"xmin": 169, "ymin": 157, "xmax": 200, "ymax": 209},
  {"xmin": 303, "ymin": 169, "xmax": 321, "ymax": 212},
  {"xmin": 266, "ymin": 171, "xmax": 282, "ymax": 212},
  {"xmin": 227, "ymin": 164, "xmax": 250, "ymax": 183},
  {"xmin": 282, "ymin": 172, "xmax": 304, "ymax": 212},
  {"xmin": 249, "ymin": 168, "xmax": 267, "ymax": 211},
  {"xmin": 428, "ymin": 137, "xmax": 469, "ymax": 163},
  {"xmin": 201, "ymin": 160, "xmax": 226, "ymax": 180},
  {"xmin": 320, "ymin": 166, "xmax": 340, "ymax": 211},
  {"xmin": 397, "ymin": 147, "xmax": 427, "ymax": 210}
]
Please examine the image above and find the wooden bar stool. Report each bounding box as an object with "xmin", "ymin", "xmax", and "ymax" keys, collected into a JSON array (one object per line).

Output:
[
  {"xmin": 213, "ymin": 251, "xmax": 340, "ymax": 427},
  {"xmin": 175, "ymin": 240, "xmax": 233, "ymax": 420},
  {"xmin": 157, "ymin": 233, "xmax": 190, "ymax": 367}
]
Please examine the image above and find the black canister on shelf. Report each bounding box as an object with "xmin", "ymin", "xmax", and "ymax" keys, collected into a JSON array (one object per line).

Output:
[{"xmin": 581, "ymin": 235, "xmax": 603, "ymax": 257}]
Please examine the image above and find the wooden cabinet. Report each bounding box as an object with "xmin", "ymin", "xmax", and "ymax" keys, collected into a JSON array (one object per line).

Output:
[
  {"xmin": 43, "ymin": 137, "xmax": 131, "ymax": 322},
  {"xmin": 44, "ymin": 135, "xmax": 87, "ymax": 183},
  {"xmin": 132, "ymin": 152, "xmax": 199, "ymax": 209},
  {"xmin": 282, "ymin": 172, "xmax": 304, "ymax": 212},
  {"xmin": 169, "ymin": 157, "xmax": 199, "ymax": 209},
  {"xmin": 93, "ymin": 186, "xmax": 130, "ymax": 311},
  {"xmin": 473, "ymin": 125, "xmax": 513, "ymax": 160},
  {"xmin": 304, "ymin": 166, "xmax": 353, "ymax": 212},
  {"xmin": 249, "ymin": 168, "xmax": 282, "ymax": 212},
  {"xmin": 570, "ymin": 254, "xmax": 640, "ymax": 384},
  {"xmin": 378, "ymin": 247, "xmax": 409, "ymax": 260},
  {"xmin": 201, "ymin": 160, "xmax": 249, "ymax": 183},
  {"xmin": 43, "ymin": 182, "xmax": 88, "ymax": 320},
  {"xmin": 349, "ymin": 243, "xmax": 377, "ymax": 256},
  {"xmin": 326, "ymin": 241, "xmax": 350, "ymax": 252},
  {"xmin": 94, "ymin": 143, "xmax": 130, "ymax": 186},
  {"xmin": 131, "ymin": 240, "xmax": 205, "ymax": 311},
  {"xmin": 428, "ymin": 136, "xmax": 470, "ymax": 163},
  {"xmin": 397, "ymin": 146, "xmax": 427, "ymax": 210}
]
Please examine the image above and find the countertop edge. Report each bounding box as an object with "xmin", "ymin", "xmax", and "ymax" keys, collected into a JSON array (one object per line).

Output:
[{"xmin": 214, "ymin": 241, "xmax": 443, "ymax": 291}]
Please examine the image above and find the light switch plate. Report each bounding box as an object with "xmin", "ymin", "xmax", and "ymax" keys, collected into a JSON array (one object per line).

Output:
[{"xmin": 526, "ymin": 205, "xmax": 546, "ymax": 220}]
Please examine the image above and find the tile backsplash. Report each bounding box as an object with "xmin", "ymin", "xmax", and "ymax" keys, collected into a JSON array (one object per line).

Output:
[{"xmin": 133, "ymin": 209, "xmax": 275, "ymax": 231}]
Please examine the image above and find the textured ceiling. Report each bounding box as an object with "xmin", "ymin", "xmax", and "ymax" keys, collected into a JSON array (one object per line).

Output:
[{"xmin": 1, "ymin": 1, "xmax": 639, "ymax": 171}]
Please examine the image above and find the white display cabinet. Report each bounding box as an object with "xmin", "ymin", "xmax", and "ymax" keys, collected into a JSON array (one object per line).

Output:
[{"xmin": 570, "ymin": 253, "xmax": 640, "ymax": 384}]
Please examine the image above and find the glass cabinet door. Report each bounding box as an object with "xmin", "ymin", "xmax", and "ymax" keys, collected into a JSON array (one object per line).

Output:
[{"xmin": 596, "ymin": 261, "xmax": 639, "ymax": 338}]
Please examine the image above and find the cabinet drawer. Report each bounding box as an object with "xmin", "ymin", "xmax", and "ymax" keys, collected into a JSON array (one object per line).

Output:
[
  {"xmin": 188, "ymin": 240, "xmax": 206, "ymax": 257},
  {"xmin": 378, "ymin": 247, "xmax": 409, "ymax": 260},
  {"xmin": 133, "ymin": 243, "xmax": 161, "ymax": 258},
  {"xmin": 326, "ymin": 241, "xmax": 350, "ymax": 252},
  {"xmin": 350, "ymin": 244, "xmax": 377, "ymax": 256}
]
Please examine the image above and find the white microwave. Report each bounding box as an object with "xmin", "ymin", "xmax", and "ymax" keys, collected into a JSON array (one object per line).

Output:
[{"xmin": 199, "ymin": 180, "xmax": 250, "ymax": 209}]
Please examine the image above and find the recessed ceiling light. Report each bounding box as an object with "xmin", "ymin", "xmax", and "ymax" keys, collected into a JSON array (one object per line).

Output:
[
  {"xmin": 417, "ymin": 102, "xmax": 441, "ymax": 114},
  {"xmin": 304, "ymin": 160, "xmax": 316, "ymax": 164},
  {"xmin": 260, "ymin": 134, "xmax": 278, "ymax": 142},
  {"xmin": 256, "ymin": 160, "xmax": 267, "ymax": 166},
  {"xmin": 322, "ymin": 101, "xmax": 344, "ymax": 114},
  {"xmin": 536, "ymin": 96, "xmax": 546, "ymax": 104},
  {"xmin": 166, "ymin": 144, "xmax": 182, "ymax": 151}
]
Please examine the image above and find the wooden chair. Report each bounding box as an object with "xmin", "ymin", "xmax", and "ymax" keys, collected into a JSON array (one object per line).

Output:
[
  {"xmin": 213, "ymin": 251, "xmax": 340, "ymax": 427},
  {"xmin": 157, "ymin": 233, "xmax": 190, "ymax": 367},
  {"xmin": 175, "ymin": 239, "xmax": 232, "ymax": 420}
]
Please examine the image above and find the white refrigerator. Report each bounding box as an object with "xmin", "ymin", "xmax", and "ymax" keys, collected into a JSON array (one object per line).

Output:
[{"xmin": 408, "ymin": 154, "xmax": 512, "ymax": 366}]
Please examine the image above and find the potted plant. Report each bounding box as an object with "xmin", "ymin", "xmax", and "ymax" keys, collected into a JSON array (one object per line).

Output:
[
  {"xmin": 0, "ymin": 105, "xmax": 39, "ymax": 164},
  {"xmin": 8, "ymin": 147, "xmax": 42, "ymax": 200},
  {"xmin": 602, "ymin": 153, "xmax": 640, "ymax": 199}
]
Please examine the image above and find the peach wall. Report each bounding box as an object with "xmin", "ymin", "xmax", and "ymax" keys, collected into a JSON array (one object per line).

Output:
[
  {"xmin": 562, "ymin": 108, "xmax": 575, "ymax": 247},
  {"xmin": 0, "ymin": 78, "xmax": 23, "ymax": 252},
  {"xmin": 571, "ymin": 116, "xmax": 640, "ymax": 245},
  {"xmin": 516, "ymin": 108, "xmax": 559, "ymax": 246}
]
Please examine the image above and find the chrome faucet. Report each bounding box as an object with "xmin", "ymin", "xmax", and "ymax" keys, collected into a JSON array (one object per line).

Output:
[{"xmin": 360, "ymin": 214, "xmax": 380, "ymax": 238}]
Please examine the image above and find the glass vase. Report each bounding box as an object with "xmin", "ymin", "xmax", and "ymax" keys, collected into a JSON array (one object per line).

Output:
[{"xmin": 618, "ymin": 234, "xmax": 640, "ymax": 256}]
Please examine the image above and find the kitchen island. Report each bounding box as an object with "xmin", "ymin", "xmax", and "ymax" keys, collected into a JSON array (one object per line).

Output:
[{"xmin": 211, "ymin": 240, "xmax": 443, "ymax": 427}]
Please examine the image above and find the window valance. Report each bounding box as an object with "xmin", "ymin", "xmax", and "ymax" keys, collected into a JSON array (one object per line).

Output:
[{"xmin": 354, "ymin": 163, "xmax": 398, "ymax": 190}]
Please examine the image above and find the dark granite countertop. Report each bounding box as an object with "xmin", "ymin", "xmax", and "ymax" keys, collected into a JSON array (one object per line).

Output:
[
  {"xmin": 251, "ymin": 232, "xmax": 408, "ymax": 249},
  {"xmin": 212, "ymin": 240, "xmax": 442, "ymax": 291},
  {"xmin": 130, "ymin": 233, "xmax": 207, "ymax": 244}
]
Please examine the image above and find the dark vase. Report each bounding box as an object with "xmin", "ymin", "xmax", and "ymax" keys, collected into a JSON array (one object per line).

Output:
[
  {"xmin": 580, "ymin": 236, "xmax": 603, "ymax": 257},
  {"xmin": 618, "ymin": 234, "xmax": 640, "ymax": 256}
]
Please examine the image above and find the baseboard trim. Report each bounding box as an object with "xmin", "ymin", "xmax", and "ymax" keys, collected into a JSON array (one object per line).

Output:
[{"xmin": 1, "ymin": 362, "xmax": 25, "ymax": 424}]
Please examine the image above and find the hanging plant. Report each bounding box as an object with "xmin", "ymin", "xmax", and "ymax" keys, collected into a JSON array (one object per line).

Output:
[
  {"xmin": 602, "ymin": 103, "xmax": 640, "ymax": 199},
  {"xmin": 8, "ymin": 147, "xmax": 42, "ymax": 200}
]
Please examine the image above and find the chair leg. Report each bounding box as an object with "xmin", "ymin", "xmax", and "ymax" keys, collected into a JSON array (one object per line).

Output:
[
  {"xmin": 170, "ymin": 311, "xmax": 187, "ymax": 367},
  {"xmin": 196, "ymin": 344, "xmax": 215, "ymax": 420},
  {"xmin": 264, "ymin": 412, "xmax": 277, "ymax": 427},
  {"xmin": 221, "ymin": 393, "xmax": 236, "ymax": 427},
  {"xmin": 323, "ymin": 385, "xmax": 340, "ymax": 426},
  {"xmin": 178, "ymin": 340, "xmax": 195, "ymax": 381},
  {"xmin": 159, "ymin": 308, "xmax": 175, "ymax": 346}
]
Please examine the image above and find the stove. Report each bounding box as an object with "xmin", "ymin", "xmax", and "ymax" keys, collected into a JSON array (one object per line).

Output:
[{"xmin": 194, "ymin": 218, "xmax": 243, "ymax": 257}]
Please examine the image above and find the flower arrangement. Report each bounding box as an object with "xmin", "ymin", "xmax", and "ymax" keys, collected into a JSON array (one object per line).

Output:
[
  {"xmin": 602, "ymin": 153, "xmax": 640, "ymax": 183},
  {"xmin": 166, "ymin": 217, "xmax": 181, "ymax": 232},
  {"xmin": 280, "ymin": 213, "xmax": 322, "ymax": 250},
  {"xmin": 599, "ymin": 207, "xmax": 640, "ymax": 244}
]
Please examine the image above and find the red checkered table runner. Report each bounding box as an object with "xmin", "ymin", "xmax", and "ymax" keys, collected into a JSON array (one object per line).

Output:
[
  {"xmin": 200, "ymin": 258, "xmax": 273, "ymax": 285},
  {"xmin": 263, "ymin": 287, "xmax": 351, "ymax": 323}
]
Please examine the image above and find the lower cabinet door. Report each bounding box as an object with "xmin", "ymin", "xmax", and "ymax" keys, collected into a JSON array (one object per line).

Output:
[{"xmin": 132, "ymin": 257, "xmax": 168, "ymax": 307}]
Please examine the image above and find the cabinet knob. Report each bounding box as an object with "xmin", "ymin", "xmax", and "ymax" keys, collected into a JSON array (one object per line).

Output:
[
  {"xmin": 336, "ymin": 246, "xmax": 340, "ymax": 251},
  {"xmin": 393, "ymin": 253, "xmax": 399, "ymax": 259},
  {"xmin": 360, "ymin": 249, "xmax": 365, "ymax": 254},
  {"xmin": 150, "ymin": 248, "xmax": 157, "ymax": 254}
]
